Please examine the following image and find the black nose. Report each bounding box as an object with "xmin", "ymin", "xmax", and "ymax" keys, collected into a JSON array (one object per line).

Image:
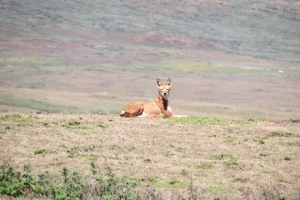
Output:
[{"xmin": 164, "ymin": 93, "xmax": 167, "ymax": 95}]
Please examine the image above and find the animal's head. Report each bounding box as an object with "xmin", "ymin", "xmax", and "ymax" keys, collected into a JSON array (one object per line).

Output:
[{"xmin": 157, "ymin": 78, "xmax": 171, "ymax": 100}]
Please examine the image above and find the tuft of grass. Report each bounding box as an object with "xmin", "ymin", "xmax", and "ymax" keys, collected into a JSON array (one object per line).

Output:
[
  {"xmin": 286, "ymin": 119, "xmax": 300, "ymax": 123},
  {"xmin": 284, "ymin": 156, "xmax": 291, "ymax": 161},
  {"xmin": 139, "ymin": 176, "xmax": 187, "ymax": 189},
  {"xmin": 67, "ymin": 147, "xmax": 80, "ymax": 158},
  {"xmin": 150, "ymin": 179, "xmax": 187, "ymax": 189},
  {"xmin": 269, "ymin": 131, "xmax": 297, "ymax": 137},
  {"xmin": 224, "ymin": 155, "xmax": 239, "ymax": 170},
  {"xmin": 224, "ymin": 136, "xmax": 236, "ymax": 143},
  {"xmin": 279, "ymin": 141, "xmax": 300, "ymax": 147},
  {"xmin": 209, "ymin": 154, "xmax": 239, "ymax": 170},
  {"xmin": 194, "ymin": 162, "xmax": 214, "ymax": 170},
  {"xmin": 168, "ymin": 144, "xmax": 186, "ymax": 153},
  {"xmin": 62, "ymin": 120, "xmax": 87, "ymax": 129},
  {"xmin": 168, "ymin": 178, "xmax": 188, "ymax": 188},
  {"xmin": 231, "ymin": 177, "xmax": 247, "ymax": 183},
  {"xmin": 34, "ymin": 148, "xmax": 51, "ymax": 155},
  {"xmin": 258, "ymin": 139, "xmax": 265, "ymax": 145},
  {"xmin": 181, "ymin": 169, "xmax": 188, "ymax": 176},
  {"xmin": 207, "ymin": 186, "xmax": 235, "ymax": 194},
  {"xmin": 98, "ymin": 122, "xmax": 108, "ymax": 128},
  {"xmin": 166, "ymin": 116, "xmax": 259, "ymax": 125}
]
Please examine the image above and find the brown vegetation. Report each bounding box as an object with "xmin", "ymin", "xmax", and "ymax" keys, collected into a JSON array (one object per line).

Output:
[{"xmin": 1, "ymin": 112, "xmax": 299, "ymax": 199}]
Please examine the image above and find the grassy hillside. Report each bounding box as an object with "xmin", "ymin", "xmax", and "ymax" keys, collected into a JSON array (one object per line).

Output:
[
  {"xmin": 0, "ymin": 1, "xmax": 299, "ymax": 199},
  {"xmin": 1, "ymin": 0, "xmax": 299, "ymax": 63},
  {"xmin": 1, "ymin": 112, "xmax": 300, "ymax": 199}
]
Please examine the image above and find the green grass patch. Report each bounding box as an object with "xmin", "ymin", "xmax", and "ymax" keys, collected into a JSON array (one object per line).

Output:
[
  {"xmin": 166, "ymin": 116, "xmax": 258, "ymax": 125},
  {"xmin": 0, "ymin": 113, "xmax": 33, "ymax": 126}
]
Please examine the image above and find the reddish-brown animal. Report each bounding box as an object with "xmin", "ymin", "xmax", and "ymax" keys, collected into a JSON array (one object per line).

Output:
[{"xmin": 120, "ymin": 78, "xmax": 176, "ymax": 118}]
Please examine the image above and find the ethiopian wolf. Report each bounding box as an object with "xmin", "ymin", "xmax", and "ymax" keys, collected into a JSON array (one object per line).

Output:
[{"xmin": 120, "ymin": 78, "xmax": 176, "ymax": 118}]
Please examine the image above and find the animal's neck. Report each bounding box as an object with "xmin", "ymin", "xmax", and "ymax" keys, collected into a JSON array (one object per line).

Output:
[{"xmin": 156, "ymin": 93, "xmax": 169, "ymax": 110}]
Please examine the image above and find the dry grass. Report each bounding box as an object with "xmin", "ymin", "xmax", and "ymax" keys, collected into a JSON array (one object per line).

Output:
[{"xmin": 0, "ymin": 111, "xmax": 300, "ymax": 199}]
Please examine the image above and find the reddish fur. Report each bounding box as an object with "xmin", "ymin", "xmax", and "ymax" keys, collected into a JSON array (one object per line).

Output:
[{"xmin": 120, "ymin": 79, "xmax": 176, "ymax": 118}]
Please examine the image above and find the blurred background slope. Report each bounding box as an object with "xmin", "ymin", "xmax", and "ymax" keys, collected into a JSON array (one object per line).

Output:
[{"xmin": 0, "ymin": 0, "xmax": 299, "ymax": 119}]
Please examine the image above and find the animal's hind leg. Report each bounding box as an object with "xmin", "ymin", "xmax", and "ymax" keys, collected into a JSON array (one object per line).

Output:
[{"xmin": 120, "ymin": 101, "xmax": 144, "ymax": 117}]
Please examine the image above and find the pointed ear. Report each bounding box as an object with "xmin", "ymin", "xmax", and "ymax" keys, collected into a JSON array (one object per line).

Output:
[
  {"xmin": 167, "ymin": 78, "xmax": 171, "ymax": 86},
  {"xmin": 157, "ymin": 79, "xmax": 161, "ymax": 86}
]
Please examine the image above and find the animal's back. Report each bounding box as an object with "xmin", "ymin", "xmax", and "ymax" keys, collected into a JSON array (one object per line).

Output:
[{"xmin": 120, "ymin": 101, "xmax": 144, "ymax": 117}]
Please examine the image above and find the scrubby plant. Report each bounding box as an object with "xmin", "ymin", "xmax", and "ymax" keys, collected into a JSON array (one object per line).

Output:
[{"xmin": 0, "ymin": 163, "xmax": 137, "ymax": 200}]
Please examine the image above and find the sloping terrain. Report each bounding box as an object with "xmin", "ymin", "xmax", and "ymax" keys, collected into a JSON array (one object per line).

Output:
[
  {"xmin": 0, "ymin": 0, "xmax": 300, "ymax": 118},
  {"xmin": 1, "ymin": 0, "xmax": 300, "ymax": 63},
  {"xmin": 0, "ymin": 2, "xmax": 300, "ymax": 199}
]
